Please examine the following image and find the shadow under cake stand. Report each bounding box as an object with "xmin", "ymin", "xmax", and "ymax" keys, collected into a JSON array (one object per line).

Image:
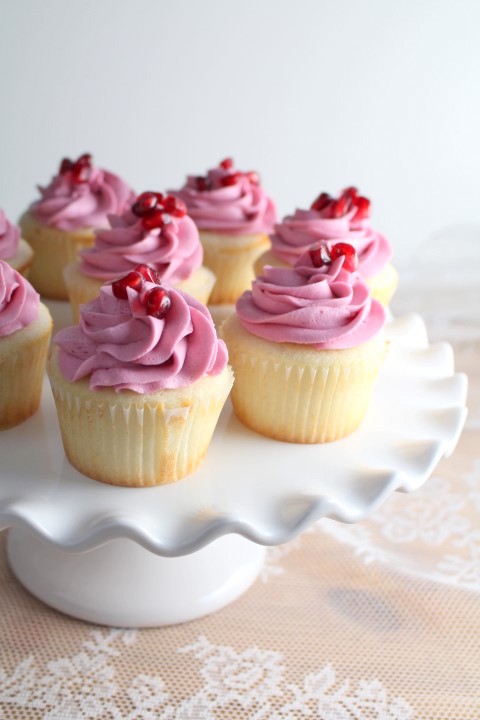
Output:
[{"xmin": 1, "ymin": 313, "xmax": 467, "ymax": 627}]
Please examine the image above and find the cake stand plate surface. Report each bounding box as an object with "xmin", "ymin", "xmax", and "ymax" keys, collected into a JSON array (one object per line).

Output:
[{"xmin": 0, "ymin": 314, "xmax": 468, "ymax": 626}]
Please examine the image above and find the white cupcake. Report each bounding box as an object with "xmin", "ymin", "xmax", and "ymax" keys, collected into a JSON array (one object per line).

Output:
[
  {"xmin": 49, "ymin": 271, "xmax": 233, "ymax": 486},
  {"xmin": 221, "ymin": 243, "xmax": 387, "ymax": 443}
]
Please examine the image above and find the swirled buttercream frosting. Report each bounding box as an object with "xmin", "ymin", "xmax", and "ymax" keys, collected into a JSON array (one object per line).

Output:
[
  {"xmin": 171, "ymin": 158, "xmax": 276, "ymax": 235},
  {"xmin": 30, "ymin": 154, "xmax": 135, "ymax": 231},
  {"xmin": 0, "ymin": 259, "xmax": 39, "ymax": 337},
  {"xmin": 54, "ymin": 283, "xmax": 228, "ymax": 393},
  {"xmin": 0, "ymin": 209, "xmax": 20, "ymax": 261},
  {"xmin": 270, "ymin": 188, "xmax": 392, "ymax": 278},
  {"xmin": 79, "ymin": 207, "xmax": 202, "ymax": 284},
  {"xmin": 236, "ymin": 250, "xmax": 385, "ymax": 350}
]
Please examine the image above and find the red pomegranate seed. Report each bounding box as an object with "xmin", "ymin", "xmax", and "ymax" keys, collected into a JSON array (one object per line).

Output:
[
  {"xmin": 76, "ymin": 153, "xmax": 92, "ymax": 166},
  {"xmin": 330, "ymin": 242, "xmax": 358, "ymax": 272},
  {"xmin": 195, "ymin": 176, "xmax": 208, "ymax": 191},
  {"xmin": 311, "ymin": 192, "xmax": 332, "ymax": 212},
  {"xmin": 246, "ymin": 171, "xmax": 260, "ymax": 184},
  {"xmin": 219, "ymin": 157, "xmax": 234, "ymax": 170},
  {"xmin": 163, "ymin": 195, "xmax": 187, "ymax": 217},
  {"xmin": 309, "ymin": 243, "xmax": 331, "ymax": 268},
  {"xmin": 352, "ymin": 196, "xmax": 370, "ymax": 221},
  {"xmin": 132, "ymin": 192, "xmax": 159, "ymax": 217},
  {"xmin": 220, "ymin": 172, "xmax": 241, "ymax": 187},
  {"xmin": 111, "ymin": 270, "xmax": 145, "ymax": 299},
  {"xmin": 331, "ymin": 195, "xmax": 349, "ymax": 218},
  {"xmin": 142, "ymin": 209, "xmax": 167, "ymax": 231},
  {"xmin": 343, "ymin": 186, "xmax": 358, "ymax": 200},
  {"xmin": 71, "ymin": 161, "xmax": 90, "ymax": 184},
  {"xmin": 145, "ymin": 286, "xmax": 171, "ymax": 318},
  {"xmin": 59, "ymin": 158, "xmax": 73, "ymax": 174},
  {"xmin": 135, "ymin": 264, "xmax": 161, "ymax": 284}
]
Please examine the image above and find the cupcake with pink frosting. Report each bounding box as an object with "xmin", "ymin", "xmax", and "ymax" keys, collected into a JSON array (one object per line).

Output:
[
  {"xmin": 221, "ymin": 242, "xmax": 387, "ymax": 443},
  {"xmin": 0, "ymin": 260, "xmax": 52, "ymax": 429},
  {"xmin": 255, "ymin": 187, "xmax": 398, "ymax": 307},
  {"xmin": 63, "ymin": 190, "xmax": 215, "ymax": 321},
  {"xmin": 0, "ymin": 208, "xmax": 34, "ymax": 277},
  {"xmin": 171, "ymin": 158, "xmax": 276, "ymax": 306},
  {"xmin": 48, "ymin": 269, "xmax": 233, "ymax": 486},
  {"xmin": 20, "ymin": 153, "xmax": 135, "ymax": 300}
]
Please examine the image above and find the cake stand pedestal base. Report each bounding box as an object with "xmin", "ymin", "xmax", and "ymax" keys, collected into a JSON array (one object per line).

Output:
[{"xmin": 6, "ymin": 528, "xmax": 265, "ymax": 627}]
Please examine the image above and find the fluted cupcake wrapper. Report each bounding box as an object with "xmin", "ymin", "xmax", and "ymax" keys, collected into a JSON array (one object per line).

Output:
[
  {"xmin": 0, "ymin": 304, "xmax": 52, "ymax": 430},
  {"xmin": 19, "ymin": 212, "xmax": 95, "ymax": 300},
  {"xmin": 48, "ymin": 348, "xmax": 234, "ymax": 486},
  {"xmin": 63, "ymin": 263, "xmax": 104, "ymax": 321},
  {"xmin": 221, "ymin": 315, "xmax": 386, "ymax": 444},
  {"xmin": 200, "ymin": 231, "xmax": 270, "ymax": 305}
]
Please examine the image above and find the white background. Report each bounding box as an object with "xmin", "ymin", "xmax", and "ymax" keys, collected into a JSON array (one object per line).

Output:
[{"xmin": 1, "ymin": 0, "xmax": 479, "ymax": 274}]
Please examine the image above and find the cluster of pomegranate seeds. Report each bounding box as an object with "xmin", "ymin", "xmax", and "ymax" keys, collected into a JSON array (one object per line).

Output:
[
  {"xmin": 132, "ymin": 191, "xmax": 187, "ymax": 231},
  {"xmin": 59, "ymin": 153, "xmax": 92, "ymax": 184},
  {"xmin": 111, "ymin": 263, "xmax": 171, "ymax": 319},
  {"xmin": 310, "ymin": 186, "xmax": 371, "ymax": 222},
  {"xmin": 309, "ymin": 242, "xmax": 358, "ymax": 273},
  {"xmin": 194, "ymin": 158, "xmax": 261, "ymax": 191}
]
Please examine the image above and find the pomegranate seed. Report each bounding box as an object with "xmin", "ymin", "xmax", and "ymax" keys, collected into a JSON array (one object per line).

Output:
[
  {"xmin": 246, "ymin": 171, "xmax": 260, "ymax": 184},
  {"xmin": 135, "ymin": 264, "xmax": 161, "ymax": 284},
  {"xmin": 142, "ymin": 209, "xmax": 166, "ymax": 231},
  {"xmin": 145, "ymin": 286, "xmax": 171, "ymax": 318},
  {"xmin": 220, "ymin": 172, "xmax": 241, "ymax": 187},
  {"xmin": 154, "ymin": 192, "xmax": 164, "ymax": 203},
  {"xmin": 352, "ymin": 196, "xmax": 370, "ymax": 221},
  {"xmin": 59, "ymin": 158, "xmax": 73, "ymax": 174},
  {"xmin": 343, "ymin": 186, "xmax": 358, "ymax": 200},
  {"xmin": 311, "ymin": 192, "xmax": 332, "ymax": 212},
  {"xmin": 330, "ymin": 242, "xmax": 358, "ymax": 272},
  {"xmin": 309, "ymin": 243, "xmax": 331, "ymax": 268},
  {"xmin": 132, "ymin": 191, "xmax": 159, "ymax": 217},
  {"xmin": 71, "ymin": 161, "xmax": 90, "ymax": 184},
  {"xmin": 195, "ymin": 176, "xmax": 209, "ymax": 191},
  {"xmin": 331, "ymin": 195, "xmax": 349, "ymax": 218},
  {"xmin": 76, "ymin": 153, "xmax": 92, "ymax": 166},
  {"xmin": 163, "ymin": 195, "xmax": 187, "ymax": 217},
  {"xmin": 111, "ymin": 270, "xmax": 145, "ymax": 299},
  {"xmin": 219, "ymin": 157, "xmax": 234, "ymax": 170}
]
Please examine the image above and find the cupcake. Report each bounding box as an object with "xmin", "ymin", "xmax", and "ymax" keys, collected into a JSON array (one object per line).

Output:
[
  {"xmin": 64, "ymin": 191, "xmax": 215, "ymax": 322},
  {"xmin": 254, "ymin": 187, "xmax": 398, "ymax": 307},
  {"xmin": 221, "ymin": 243, "xmax": 387, "ymax": 443},
  {"xmin": 170, "ymin": 158, "xmax": 276, "ymax": 305},
  {"xmin": 0, "ymin": 260, "xmax": 52, "ymax": 429},
  {"xmin": 0, "ymin": 208, "xmax": 33, "ymax": 277},
  {"xmin": 20, "ymin": 153, "xmax": 135, "ymax": 300},
  {"xmin": 48, "ymin": 267, "xmax": 233, "ymax": 487}
]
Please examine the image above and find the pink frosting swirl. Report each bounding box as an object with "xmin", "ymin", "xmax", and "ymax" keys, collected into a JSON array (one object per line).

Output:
[
  {"xmin": 54, "ymin": 284, "xmax": 228, "ymax": 393},
  {"xmin": 30, "ymin": 160, "xmax": 135, "ymax": 231},
  {"xmin": 270, "ymin": 203, "xmax": 392, "ymax": 279},
  {"xmin": 236, "ymin": 250, "xmax": 385, "ymax": 350},
  {"xmin": 78, "ymin": 208, "xmax": 203, "ymax": 284},
  {"xmin": 171, "ymin": 160, "xmax": 276, "ymax": 235},
  {"xmin": 0, "ymin": 208, "xmax": 20, "ymax": 260},
  {"xmin": 0, "ymin": 259, "xmax": 39, "ymax": 337}
]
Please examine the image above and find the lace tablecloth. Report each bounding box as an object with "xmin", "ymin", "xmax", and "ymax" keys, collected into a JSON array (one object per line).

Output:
[{"xmin": 1, "ymin": 234, "xmax": 479, "ymax": 720}]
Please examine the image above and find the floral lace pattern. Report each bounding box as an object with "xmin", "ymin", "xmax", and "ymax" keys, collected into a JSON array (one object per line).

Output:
[
  {"xmin": 313, "ymin": 464, "xmax": 480, "ymax": 592},
  {"xmin": 0, "ymin": 630, "xmax": 413, "ymax": 720}
]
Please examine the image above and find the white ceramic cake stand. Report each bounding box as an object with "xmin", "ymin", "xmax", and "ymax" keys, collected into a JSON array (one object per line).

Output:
[{"xmin": 0, "ymin": 313, "xmax": 468, "ymax": 627}]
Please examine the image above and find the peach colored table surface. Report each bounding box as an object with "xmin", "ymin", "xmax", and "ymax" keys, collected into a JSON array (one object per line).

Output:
[{"xmin": 1, "ymin": 232, "xmax": 479, "ymax": 720}]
